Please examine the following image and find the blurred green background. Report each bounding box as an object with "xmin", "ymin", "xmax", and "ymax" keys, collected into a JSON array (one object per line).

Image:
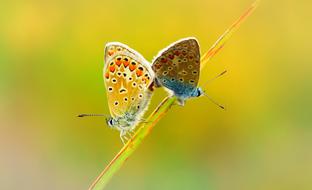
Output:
[{"xmin": 1, "ymin": 0, "xmax": 312, "ymax": 189}]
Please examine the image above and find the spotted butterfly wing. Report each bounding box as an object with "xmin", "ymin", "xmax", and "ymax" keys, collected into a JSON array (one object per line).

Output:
[
  {"xmin": 104, "ymin": 42, "xmax": 154, "ymax": 140},
  {"xmin": 152, "ymin": 38, "xmax": 201, "ymax": 104}
]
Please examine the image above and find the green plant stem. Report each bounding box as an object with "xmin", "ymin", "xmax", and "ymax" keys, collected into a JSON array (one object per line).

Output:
[
  {"xmin": 88, "ymin": 96, "xmax": 176, "ymax": 190},
  {"xmin": 88, "ymin": 1, "xmax": 259, "ymax": 189}
]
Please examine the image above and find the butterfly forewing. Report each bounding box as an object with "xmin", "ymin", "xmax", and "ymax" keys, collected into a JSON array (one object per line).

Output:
[
  {"xmin": 152, "ymin": 38, "xmax": 200, "ymax": 94},
  {"xmin": 104, "ymin": 43, "xmax": 154, "ymax": 119}
]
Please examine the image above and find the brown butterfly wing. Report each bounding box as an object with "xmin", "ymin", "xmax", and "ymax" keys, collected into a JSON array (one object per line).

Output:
[{"xmin": 152, "ymin": 38, "xmax": 200, "ymax": 92}]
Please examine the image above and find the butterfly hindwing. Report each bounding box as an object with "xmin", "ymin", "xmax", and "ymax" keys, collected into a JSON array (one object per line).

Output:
[
  {"xmin": 104, "ymin": 42, "xmax": 154, "ymax": 119},
  {"xmin": 152, "ymin": 38, "xmax": 200, "ymax": 97}
]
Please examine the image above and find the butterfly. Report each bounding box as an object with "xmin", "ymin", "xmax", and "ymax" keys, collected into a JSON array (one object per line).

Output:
[
  {"xmin": 152, "ymin": 37, "xmax": 203, "ymax": 106},
  {"xmin": 103, "ymin": 42, "xmax": 155, "ymax": 143},
  {"xmin": 152, "ymin": 37, "xmax": 225, "ymax": 108}
]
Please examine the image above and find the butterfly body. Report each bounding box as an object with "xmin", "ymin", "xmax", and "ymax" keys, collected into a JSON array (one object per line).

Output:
[
  {"xmin": 106, "ymin": 91, "xmax": 152, "ymax": 132},
  {"xmin": 152, "ymin": 37, "xmax": 203, "ymax": 105},
  {"xmin": 104, "ymin": 42, "xmax": 154, "ymax": 142}
]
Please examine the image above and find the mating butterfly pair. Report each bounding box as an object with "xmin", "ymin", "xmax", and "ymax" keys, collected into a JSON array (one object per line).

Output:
[{"xmin": 103, "ymin": 37, "xmax": 209, "ymax": 143}]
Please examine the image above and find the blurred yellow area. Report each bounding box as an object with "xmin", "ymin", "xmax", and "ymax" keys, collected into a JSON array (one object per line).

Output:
[{"xmin": 1, "ymin": 0, "xmax": 311, "ymax": 189}]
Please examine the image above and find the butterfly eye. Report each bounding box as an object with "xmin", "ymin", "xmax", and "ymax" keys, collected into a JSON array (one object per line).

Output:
[
  {"xmin": 112, "ymin": 78, "xmax": 117, "ymax": 83},
  {"xmin": 124, "ymin": 97, "xmax": 128, "ymax": 102},
  {"xmin": 163, "ymin": 71, "xmax": 168, "ymax": 75},
  {"xmin": 110, "ymin": 62, "xmax": 114, "ymax": 66},
  {"xmin": 123, "ymin": 73, "xmax": 127, "ymax": 77},
  {"xmin": 138, "ymin": 66, "xmax": 144, "ymax": 71},
  {"xmin": 162, "ymin": 79, "xmax": 167, "ymax": 83},
  {"xmin": 138, "ymin": 85, "xmax": 143, "ymax": 90},
  {"xmin": 171, "ymin": 78, "xmax": 175, "ymax": 81},
  {"xmin": 108, "ymin": 87, "xmax": 113, "ymax": 92},
  {"xmin": 131, "ymin": 61, "xmax": 136, "ymax": 65},
  {"xmin": 131, "ymin": 97, "xmax": 135, "ymax": 101},
  {"xmin": 137, "ymin": 105, "xmax": 140, "ymax": 109},
  {"xmin": 168, "ymin": 67, "xmax": 173, "ymax": 71},
  {"xmin": 128, "ymin": 77, "xmax": 132, "ymax": 81},
  {"xmin": 116, "ymin": 47, "xmax": 122, "ymax": 51},
  {"xmin": 116, "ymin": 56, "xmax": 122, "ymax": 61},
  {"xmin": 108, "ymin": 119, "xmax": 114, "ymax": 126},
  {"xmin": 189, "ymin": 79, "xmax": 195, "ymax": 84},
  {"xmin": 179, "ymin": 78, "xmax": 184, "ymax": 82},
  {"xmin": 117, "ymin": 72, "xmax": 122, "ymax": 77},
  {"xmin": 138, "ymin": 94, "xmax": 143, "ymax": 99},
  {"xmin": 188, "ymin": 65, "xmax": 193, "ymax": 69},
  {"xmin": 192, "ymin": 71, "xmax": 198, "ymax": 75},
  {"xmin": 132, "ymin": 82, "xmax": 137, "ymax": 87}
]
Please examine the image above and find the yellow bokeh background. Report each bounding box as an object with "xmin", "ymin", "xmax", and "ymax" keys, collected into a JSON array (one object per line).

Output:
[{"xmin": 1, "ymin": 0, "xmax": 311, "ymax": 189}]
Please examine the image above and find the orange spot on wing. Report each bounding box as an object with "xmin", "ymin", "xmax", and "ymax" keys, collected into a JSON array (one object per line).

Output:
[
  {"xmin": 108, "ymin": 51, "xmax": 114, "ymax": 56},
  {"xmin": 105, "ymin": 72, "xmax": 109, "ymax": 79},
  {"xmin": 174, "ymin": 50, "xmax": 180, "ymax": 56},
  {"xmin": 109, "ymin": 66, "xmax": 115, "ymax": 72},
  {"xmin": 116, "ymin": 60, "xmax": 122, "ymax": 66},
  {"xmin": 123, "ymin": 61, "xmax": 129, "ymax": 67},
  {"xmin": 160, "ymin": 57, "xmax": 167, "ymax": 63},
  {"xmin": 136, "ymin": 70, "xmax": 143, "ymax": 77},
  {"xmin": 129, "ymin": 64, "xmax": 136, "ymax": 71},
  {"xmin": 154, "ymin": 64, "xmax": 162, "ymax": 70},
  {"xmin": 168, "ymin": 54, "xmax": 174, "ymax": 59}
]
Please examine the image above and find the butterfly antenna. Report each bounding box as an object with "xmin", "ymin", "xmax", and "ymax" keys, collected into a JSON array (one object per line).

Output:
[
  {"xmin": 203, "ymin": 93, "xmax": 226, "ymax": 110},
  {"xmin": 202, "ymin": 70, "xmax": 227, "ymax": 88},
  {"xmin": 77, "ymin": 114, "xmax": 108, "ymax": 117}
]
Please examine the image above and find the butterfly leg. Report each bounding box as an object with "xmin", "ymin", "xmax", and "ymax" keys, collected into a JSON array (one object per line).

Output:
[
  {"xmin": 120, "ymin": 130, "xmax": 128, "ymax": 144},
  {"xmin": 139, "ymin": 118, "xmax": 151, "ymax": 125},
  {"xmin": 128, "ymin": 129, "xmax": 135, "ymax": 136},
  {"xmin": 153, "ymin": 78, "xmax": 162, "ymax": 88},
  {"xmin": 171, "ymin": 97, "xmax": 185, "ymax": 107},
  {"xmin": 176, "ymin": 98, "xmax": 185, "ymax": 106},
  {"xmin": 126, "ymin": 131, "xmax": 133, "ymax": 140}
]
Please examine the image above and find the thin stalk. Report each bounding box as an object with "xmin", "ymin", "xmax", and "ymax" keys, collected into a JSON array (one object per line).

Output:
[{"xmin": 88, "ymin": 1, "xmax": 259, "ymax": 189}]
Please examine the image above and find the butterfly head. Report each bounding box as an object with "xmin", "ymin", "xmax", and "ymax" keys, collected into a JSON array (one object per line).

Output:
[
  {"xmin": 106, "ymin": 117, "xmax": 116, "ymax": 128},
  {"xmin": 193, "ymin": 87, "xmax": 204, "ymax": 97}
]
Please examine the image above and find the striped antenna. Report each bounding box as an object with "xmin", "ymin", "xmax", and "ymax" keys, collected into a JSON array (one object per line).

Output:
[{"xmin": 77, "ymin": 114, "xmax": 109, "ymax": 117}]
